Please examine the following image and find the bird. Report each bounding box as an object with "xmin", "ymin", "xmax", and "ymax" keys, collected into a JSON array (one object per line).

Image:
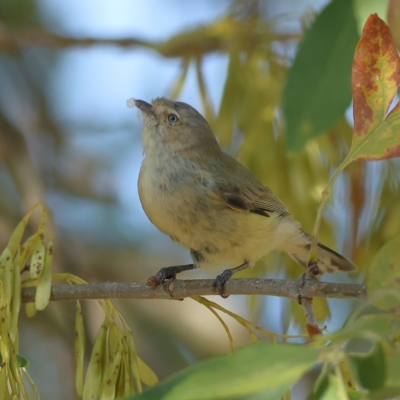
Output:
[{"xmin": 129, "ymin": 97, "xmax": 356, "ymax": 297}]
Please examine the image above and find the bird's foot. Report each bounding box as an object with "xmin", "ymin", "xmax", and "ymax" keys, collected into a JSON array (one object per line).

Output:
[
  {"xmin": 146, "ymin": 264, "xmax": 194, "ymax": 296},
  {"xmin": 213, "ymin": 269, "xmax": 233, "ymax": 299},
  {"xmin": 307, "ymin": 260, "xmax": 320, "ymax": 278}
]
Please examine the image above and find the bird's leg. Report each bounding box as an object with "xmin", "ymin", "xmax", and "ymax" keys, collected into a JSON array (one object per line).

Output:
[
  {"xmin": 213, "ymin": 262, "xmax": 249, "ymax": 299},
  {"xmin": 307, "ymin": 259, "xmax": 320, "ymax": 277},
  {"xmin": 146, "ymin": 263, "xmax": 195, "ymax": 287}
]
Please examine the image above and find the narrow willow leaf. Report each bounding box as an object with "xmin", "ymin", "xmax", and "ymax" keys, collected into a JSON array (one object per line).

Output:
[
  {"xmin": 328, "ymin": 315, "xmax": 392, "ymax": 343},
  {"xmin": 116, "ymin": 359, "xmax": 133, "ymax": 398},
  {"xmin": 127, "ymin": 332, "xmax": 142, "ymax": 392},
  {"xmin": 101, "ymin": 349, "xmax": 122, "ymax": 400},
  {"xmin": 82, "ymin": 322, "xmax": 107, "ymax": 400},
  {"xmin": 339, "ymin": 357, "xmax": 358, "ymax": 392},
  {"xmin": 9, "ymin": 254, "xmax": 21, "ymax": 341},
  {"xmin": 35, "ymin": 240, "xmax": 53, "ymax": 311},
  {"xmin": 2, "ymin": 249, "xmax": 13, "ymax": 307},
  {"xmin": 0, "ymin": 281, "xmax": 3, "ymax": 311},
  {"xmin": 29, "ymin": 239, "xmax": 45, "ymax": 280},
  {"xmin": 138, "ymin": 357, "xmax": 158, "ymax": 387},
  {"xmin": 368, "ymin": 234, "xmax": 400, "ymax": 310},
  {"xmin": 6, "ymin": 208, "xmax": 34, "ymax": 259},
  {"xmin": 283, "ymin": 0, "xmax": 359, "ymax": 150},
  {"xmin": 75, "ymin": 301, "xmax": 85, "ymax": 397},
  {"xmin": 16, "ymin": 354, "xmax": 29, "ymax": 368},
  {"xmin": 214, "ymin": 52, "xmax": 240, "ymax": 147},
  {"xmin": 131, "ymin": 343, "xmax": 320, "ymax": 400},
  {"xmin": 320, "ymin": 371, "xmax": 348, "ymax": 400},
  {"xmin": 350, "ymin": 343, "xmax": 387, "ymax": 391},
  {"xmin": 24, "ymin": 302, "xmax": 37, "ymax": 318},
  {"xmin": 0, "ymin": 332, "xmax": 9, "ymax": 362}
]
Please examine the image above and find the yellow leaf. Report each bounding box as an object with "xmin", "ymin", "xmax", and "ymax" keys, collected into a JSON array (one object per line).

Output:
[
  {"xmin": 75, "ymin": 301, "xmax": 85, "ymax": 397},
  {"xmin": 101, "ymin": 349, "xmax": 122, "ymax": 400},
  {"xmin": 25, "ymin": 303, "xmax": 37, "ymax": 318},
  {"xmin": 83, "ymin": 322, "xmax": 107, "ymax": 400},
  {"xmin": 35, "ymin": 240, "xmax": 53, "ymax": 311},
  {"xmin": 138, "ymin": 357, "xmax": 158, "ymax": 387},
  {"xmin": 29, "ymin": 239, "xmax": 45, "ymax": 280}
]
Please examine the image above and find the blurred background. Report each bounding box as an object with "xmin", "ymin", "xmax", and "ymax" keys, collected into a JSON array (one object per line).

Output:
[{"xmin": 1, "ymin": 0, "xmax": 399, "ymax": 398}]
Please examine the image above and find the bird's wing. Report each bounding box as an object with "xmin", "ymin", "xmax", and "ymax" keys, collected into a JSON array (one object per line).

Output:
[
  {"xmin": 217, "ymin": 186, "xmax": 289, "ymax": 217},
  {"xmin": 209, "ymin": 153, "xmax": 290, "ymax": 217}
]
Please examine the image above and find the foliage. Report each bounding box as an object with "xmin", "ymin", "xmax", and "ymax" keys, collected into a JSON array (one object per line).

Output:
[
  {"xmin": 0, "ymin": 205, "xmax": 157, "ymax": 399},
  {"xmin": 1, "ymin": 0, "xmax": 400, "ymax": 400}
]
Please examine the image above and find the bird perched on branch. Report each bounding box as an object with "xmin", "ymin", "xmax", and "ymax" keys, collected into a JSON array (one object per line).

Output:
[{"xmin": 128, "ymin": 97, "xmax": 356, "ymax": 297}]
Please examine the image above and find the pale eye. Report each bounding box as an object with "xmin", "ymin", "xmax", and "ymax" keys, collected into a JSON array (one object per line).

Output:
[{"xmin": 168, "ymin": 114, "xmax": 178, "ymax": 123}]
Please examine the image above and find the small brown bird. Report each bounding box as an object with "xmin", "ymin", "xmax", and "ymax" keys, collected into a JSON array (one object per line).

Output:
[{"xmin": 129, "ymin": 97, "xmax": 356, "ymax": 296}]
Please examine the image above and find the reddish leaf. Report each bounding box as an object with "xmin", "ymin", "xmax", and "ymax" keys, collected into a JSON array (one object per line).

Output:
[
  {"xmin": 387, "ymin": 0, "xmax": 400, "ymax": 51},
  {"xmin": 349, "ymin": 14, "xmax": 400, "ymax": 162}
]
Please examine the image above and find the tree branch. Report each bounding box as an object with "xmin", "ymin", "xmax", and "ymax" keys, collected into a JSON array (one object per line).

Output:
[{"xmin": 21, "ymin": 278, "xmax": 367, "ymax": 303}]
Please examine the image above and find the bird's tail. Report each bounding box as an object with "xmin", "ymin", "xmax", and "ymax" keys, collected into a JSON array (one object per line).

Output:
[{"xmin": 288, "ymin": 231, "xmax": 356, "ymax": 274}]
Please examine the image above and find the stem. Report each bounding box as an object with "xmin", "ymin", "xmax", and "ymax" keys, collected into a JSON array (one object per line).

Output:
[{"xmin": 309, "ymin": 157, "xmax": 352, "ymax": 262}]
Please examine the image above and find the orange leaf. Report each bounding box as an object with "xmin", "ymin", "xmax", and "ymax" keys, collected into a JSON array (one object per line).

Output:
[{"xmin": 350, "ymin": 13, "xmax": 400, "ymax": 161}]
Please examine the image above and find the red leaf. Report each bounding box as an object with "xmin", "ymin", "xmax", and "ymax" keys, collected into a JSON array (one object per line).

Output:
[{"xmin": 349, "ymin": 14, "xmax": 400, "ymax": 162}]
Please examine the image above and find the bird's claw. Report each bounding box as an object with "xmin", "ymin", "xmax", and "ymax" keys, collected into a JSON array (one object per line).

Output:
[
  {"xmin": 213, "ymin": 269, "xmax": 233, "ymax": 298},
  {"xmin": 146, "ymin": 266, "xmax": 179, "ymax": 287},
  {"xmin": 307, "ymin": 260, "xmax": 320, "ymax": 277}
]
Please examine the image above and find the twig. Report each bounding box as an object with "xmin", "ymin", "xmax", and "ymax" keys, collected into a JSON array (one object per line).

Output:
[{"xmin": 21, "ymin": 278, "xmax": 367, "ymax": 303}]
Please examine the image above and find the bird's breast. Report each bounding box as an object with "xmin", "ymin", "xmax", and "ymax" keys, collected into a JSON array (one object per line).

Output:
[{"xmin": 138, "ymin": 156, "xmax": 210, "ymax": 246}]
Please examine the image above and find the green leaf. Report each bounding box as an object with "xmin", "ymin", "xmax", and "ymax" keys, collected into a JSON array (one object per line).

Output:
[
  {"xmin": 283, "ymin": 0, "xmax": 359, "ymax": 150},
  {"xmin": 350, "ymin": 343, "xmax": 386, "ymax": 391},
  {"xmin": 130, "ymin": 343, "xmax": 320, "ymax": 400},
  {"xmin": 308, "ymin": 369, "xmax": 330, "ymax": 400},
  {"xmin": 368, "ymin": 234, "xmax": 400, "ymax": 310},
  {"xmin": 16, "ymin": 354, "xmax": 30, "ymax": 368},
  {"xmin": 328, "ymin": 315, "xmax": 392, "ymax": 343},
  {"xmin": 385, "ymin": 350, "xmax": 400, "ymax": 389},
  {"xmin": 320, "ymin": 373, "xmax": 348, "ymax": 400},
  {"xmin": 0, "ymin": 354, "xmax": 30, "ymax": 368}
]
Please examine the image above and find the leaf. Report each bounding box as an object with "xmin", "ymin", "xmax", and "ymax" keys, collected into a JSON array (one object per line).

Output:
[
  {"xmin": 101, "ymin": 349, "xmax": 122, "ymax": 400},
  {"xmin": 283, "ymin": 0, "xmax": 359, "ymax": 150},
  {"xmin": 350, "ymin": 343, "xmax": 386, "ymax": 391},
  {"xmin": 35, "ymin": 239, "xmax": 53, "ymax": 311},
  {"xmin": 138, "ymin": 357, "xmax": 158, "ymax": 387},
  {"xmin": 75, "ymin": 301, "xmax": 85, "ymax": 397},
  {"xmin": 1, "ymin": 249, "xmax": 13, "ymax": 307},
  {"xmin": 82, "ymin": 322, "xmax": 107, "ymax": 400},
  {"xmin": 130, "ymin": 343, "xmax": 320, "ymax": 400},
  {"xmin": 328, "ymin": 315, "xmax": 392, "ymax": 343},
  {"xmin": 16, "ymin": 354, "xmax": 30, "ymax": 368},
  {"xmin": 368, "ymin": 234, "xmax": 400, "ymax": 310},
  {"xmin": 29, "ymin": 238, "xmax": 45, "ymax": 280},
  {"xmin": 349, "ymin": 13, "xmax": 400, "ymax": 162},
  {"xmin": 0, "ymin": 354, "xmax": 30, "ymax": 368},
  {"xmin": 387, "ymin": 0, "xmax": 400, "ymax": 51},
  {"xmin": 387, "ymin": 350, "xmax": 400, "ymax": 383},
  {"xmin": 320, "ymin": 372, "xmax": 349, "ymax": 400}
]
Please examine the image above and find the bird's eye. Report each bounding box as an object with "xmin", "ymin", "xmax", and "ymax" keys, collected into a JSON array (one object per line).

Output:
[{"xmin": 168, "ymin": 114, "xmax": 178, "ymax": 123}]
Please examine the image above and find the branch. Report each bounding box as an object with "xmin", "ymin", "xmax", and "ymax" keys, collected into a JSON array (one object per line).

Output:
[
  {"xmin": 0, "ymin": 26, "xmax": 300, "ymax": 56},
  {"xmin": 21, "ymin": 278, "xmax": 367, "ymax": 303}
]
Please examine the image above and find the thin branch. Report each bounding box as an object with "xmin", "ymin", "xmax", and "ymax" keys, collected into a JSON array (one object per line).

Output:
[
  {"xmin": 0, "ymin": 26, "xmax": 300, "ymax": 55},
  {"xmin": 21, "ymin": 278, "xmax": 367, "ymax": 303},
  {"xmin": 0, "ymin": 28, "xmax": 151, "ymax": 52}
]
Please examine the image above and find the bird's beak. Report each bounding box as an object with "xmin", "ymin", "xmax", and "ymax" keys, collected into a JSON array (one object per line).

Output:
[
  {"xmin": 126, "ymin": 98, "xmax": 155, "ymax": 118},
  {"xmin": 134, "ymin": 99, "xmax": 152, "ymax": 113}
]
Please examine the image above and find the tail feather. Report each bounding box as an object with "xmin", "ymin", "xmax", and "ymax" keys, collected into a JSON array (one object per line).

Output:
[{"xmin": 288, "ymin": 232, "xmax": 356, "ymax": 274}]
